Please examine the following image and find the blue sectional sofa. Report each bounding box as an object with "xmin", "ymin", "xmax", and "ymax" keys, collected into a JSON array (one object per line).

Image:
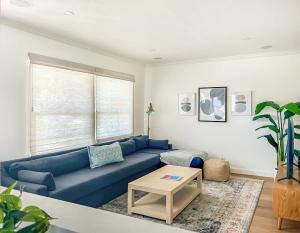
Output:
[{"xmin": 0, "ymin": 137, "xmax": 172, "ymax": 208}]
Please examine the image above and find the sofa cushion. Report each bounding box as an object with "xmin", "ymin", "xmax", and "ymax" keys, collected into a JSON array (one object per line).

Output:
[
  {"xmin": 88, "ymin": 143, "xmax": 123, "ymax": 169},
  {"xmin": 133, "ymin": 136, "xmax": 149, "ymax": 150},
  {"xmin": 119, "ymin": 139, "xmax": 136, "ymax": 156},
  {"xmin": 17, "ymin": 170, "xmax": 56, "ymax": 191},
  {"xmin": 49, "ymin": 152, "xmax": 160, "ymax": 202},
  {"xmin": 148, "ymin": 139, "xmax": 169, "ymax": 150},
  {"xmin": 9, "ymin": 148, "xmax": 89, "ymax": 178}
]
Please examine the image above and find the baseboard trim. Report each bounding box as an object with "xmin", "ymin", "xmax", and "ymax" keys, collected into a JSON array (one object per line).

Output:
[{"xmin": 231, "ymin": 167, "xmax": 275, "ymax": 178}]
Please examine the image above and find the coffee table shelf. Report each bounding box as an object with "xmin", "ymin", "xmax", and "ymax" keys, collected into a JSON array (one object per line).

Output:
[{"xmin": 131, "ymin": 185, "xmax": 201, "ymax": 221}]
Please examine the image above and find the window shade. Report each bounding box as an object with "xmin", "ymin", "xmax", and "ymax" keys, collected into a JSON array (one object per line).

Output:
[
  {"xmin": 28, "ymin": 53, "xmax": 135, "ymax": 82},
  {"xmin": 96, "ymin": 76, "xmax": 134, "ymax": 140},
  {"xmin": 31, "ymin": 64, "xmax": 94, "ymax": 154}
]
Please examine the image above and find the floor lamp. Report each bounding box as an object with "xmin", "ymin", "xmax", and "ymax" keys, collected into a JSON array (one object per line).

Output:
[{"xmin": 146, "ymin": 103, "xmax": 155, "ymax": 137}]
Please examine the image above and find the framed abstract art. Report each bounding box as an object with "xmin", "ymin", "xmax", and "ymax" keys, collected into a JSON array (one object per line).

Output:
[
  {"xmin": 198, "ymin": 87, "xmax": 227, "ymax": 122},
  {"xmin": 231, "ymin": 91, "xmax": 252, "ymax": 116},
  {"xmin": 178, "ymin": 92, "xmax": 196, "ymax": 115}
]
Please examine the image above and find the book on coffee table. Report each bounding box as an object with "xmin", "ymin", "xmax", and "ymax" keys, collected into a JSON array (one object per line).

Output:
[{"xmin": 161, "ymin": 175, "xmax": 183, "ymax": 181}]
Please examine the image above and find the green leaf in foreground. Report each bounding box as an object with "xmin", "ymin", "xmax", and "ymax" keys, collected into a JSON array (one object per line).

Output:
[
  {"xmin": 0, "ymin": 195, "xmax": 22, "ymax": 210},
  {"xmin": 1, "ymin": 182, "xmax": 17, "ymax": 195},
  {"xmin": 0, "ymin": 209, "xmax": 4, "ymax": 223},
  {"xmin": 17, "ymin": 219, "xmax": 50, "ymax": 233},
  {"xmin": 0, "ymin": 183, "xmax": 53, "ymax": 233}
]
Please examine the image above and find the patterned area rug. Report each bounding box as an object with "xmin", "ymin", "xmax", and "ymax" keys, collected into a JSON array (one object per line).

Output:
[{"xmin": 100, "ymin": 177, "xmax": 263, "ymax": 233}]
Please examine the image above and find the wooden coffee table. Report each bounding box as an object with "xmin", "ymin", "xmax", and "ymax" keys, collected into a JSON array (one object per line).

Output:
[{"xmin": 128, "ymin": 165, "xmax": 202, "ymax": 224}]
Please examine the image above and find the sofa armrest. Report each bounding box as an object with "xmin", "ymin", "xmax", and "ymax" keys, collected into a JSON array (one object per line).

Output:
[
  {"xmin": 16, "ymin": 180, "xmax": 49, "ymax": 196},
  {"xmin": 17, "ymin": 170, "xmax": 56, "ymax": 191},
  {"xmin": 168, "ymin": 144, "xmax": 173, "ymax": 150},
  {"xmin": 2, "ymin": 175, "xmax": 49, "ymax": 196}
]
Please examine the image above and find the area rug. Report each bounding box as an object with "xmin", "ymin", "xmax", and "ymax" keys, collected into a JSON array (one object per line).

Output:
[{"xmin": 100, "ymin": 177, "xmax": 263, "ymax": 233}]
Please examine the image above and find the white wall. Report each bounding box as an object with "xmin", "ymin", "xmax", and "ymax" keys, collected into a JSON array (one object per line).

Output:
[
  {"xmin": 1, "ymin": 22, "xmax": 299, "ymax": 177},
  {"xmin": 145, "ymin": 53, "xmax": 300, "ymax": 177},
  {"xmin": 0, "ymin": 23, "xmax": 145, "ymax": 161}
]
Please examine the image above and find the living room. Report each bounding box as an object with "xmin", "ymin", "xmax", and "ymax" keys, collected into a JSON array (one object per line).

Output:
[{"xmin": 0, "ymin": 1, "xmax": 300, "ymax": 233}]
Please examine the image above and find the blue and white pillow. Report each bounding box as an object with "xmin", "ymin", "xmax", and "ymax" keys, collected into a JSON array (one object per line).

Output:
[{"xmin": 88, "ymin": 142, "xmax": 124, "ymax": 169}]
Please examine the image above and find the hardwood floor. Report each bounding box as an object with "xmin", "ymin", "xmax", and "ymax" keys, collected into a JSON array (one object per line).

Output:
[{"xmin": 234, "ymin": 174, "xmax": 300, "ymax": 232}]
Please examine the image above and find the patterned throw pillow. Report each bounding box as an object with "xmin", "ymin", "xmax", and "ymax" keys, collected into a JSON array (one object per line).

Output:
[{"xmin": 88, "ymin": 142, "xmax": 124, "ymax": 169}]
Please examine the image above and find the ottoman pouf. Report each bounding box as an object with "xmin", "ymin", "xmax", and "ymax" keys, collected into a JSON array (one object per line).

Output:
[{"xmin": 204, "ymin": 159, "xmax": 230, "ymax": 181}]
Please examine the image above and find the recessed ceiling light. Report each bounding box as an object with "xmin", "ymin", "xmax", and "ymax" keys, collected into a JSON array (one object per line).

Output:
[
  {"xmin": 64, "ymin": 11, "xmax": 75, "ymax": 16},
  {"xmin": 10, "ymin": 0, "xmax": 31, "ymax": 7},
  {"xmin": 152, "ymin": 57, "xmax": 162, "ymax": 60},
  {"xmin": 261, "ymin": 45, "xmax": 273, "ymax": 49}
]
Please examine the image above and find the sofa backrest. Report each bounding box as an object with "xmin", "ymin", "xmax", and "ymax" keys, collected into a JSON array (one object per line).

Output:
[
  {"xmin": 8, "ymin": 148, "xmax": 90, "ymax": 179},
  {"xmin": 0, "ymin": 137, "xmax": 131, "ymax": 184}
]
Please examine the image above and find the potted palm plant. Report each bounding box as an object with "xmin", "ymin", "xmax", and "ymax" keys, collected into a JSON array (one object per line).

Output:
[
  {"xmin": 0, "ymin": 182, "xmax": 53, "ymax": 232},
  {"xmin": 253, "ymin": 101, "xmax": 300, "ymax": 167}
]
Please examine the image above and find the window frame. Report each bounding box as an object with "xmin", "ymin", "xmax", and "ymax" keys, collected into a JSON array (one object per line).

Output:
[{"xmin": 28, "ymin": 54, "xmax": 135, "ymax": 155}]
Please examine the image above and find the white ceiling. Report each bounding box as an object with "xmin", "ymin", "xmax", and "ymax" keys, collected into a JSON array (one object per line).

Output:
[{"xmin": 1, "ymin": 0, "xmax": 300, "ymax": 63}]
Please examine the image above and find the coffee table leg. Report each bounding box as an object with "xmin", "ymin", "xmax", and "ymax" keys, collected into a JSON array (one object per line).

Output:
[
  {"xmin": 166, "ymin": 193, "xmax": 173, "ymax": 224},
  {"xmin": 197, "ymin": 173, "xmax": 202, "ymax": 191},
  {"xmin": 128, "ymin": 187, "xmax": 134, "ymax": 214}
]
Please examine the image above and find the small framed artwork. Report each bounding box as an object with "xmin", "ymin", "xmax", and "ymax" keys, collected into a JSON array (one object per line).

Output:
[
  {"xmin": 232, "ymin": 91, "xmax": 252, "ymax": 116},
  {"xmin": 198, "ymin": 87, "xmax": 227, "ymax": 122},
  {"xmin": 178, "ymin": 92, "xmax": 196, "ymax": 115}
]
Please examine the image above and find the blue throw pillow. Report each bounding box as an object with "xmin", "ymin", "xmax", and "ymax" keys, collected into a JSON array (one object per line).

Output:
[
  {"xmin": 17, "ymin": 170, "xmax": 56, "ymax": 191},
  {"xmin": 133, "ymin": 136, "xmax": 149, "ymax": 150},
  {"xmin": 9, "ymin": 148, "xmax": 90, "ymax": 179},
  {"xmin": 119, "ymin": 139, "xmax": 136, "ymax": 156},
  {"xmin": 88, "ymin": 142, "xmax": 124, "ymax": 169},
  {"xmin": 148, "ymin": 139, "xmax": 169, "ymax": 150}
]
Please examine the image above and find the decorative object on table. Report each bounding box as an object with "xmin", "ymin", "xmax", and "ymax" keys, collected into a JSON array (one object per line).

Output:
[
  {"xmin": 198, "ymin": 87, "xmax": 227, "ymax": 122},
  {"xmin": 252, "ymin": 101, "xmax": 300, "ymax": 167},
  {"xmin": 146, "ymin": 102, "xmax": 155, "ymax": 136},
  {"xmin": 160, "ymin": 175, "xmax": 183, "ymax": 181},
  {"xmin": 101, "ymin": 177, "xmax": 263, "ymax": 233},
  {"xmin": 231, "ymin": 91, "xmax": 252, "ymax": 116},
  {"xmin": 277, "ymin": 118, "xmax": 300, "ymax": 183},
  {"xmin": 178, "ymin": 92, "xmax": 195, "ymax": 115},
  {"xmin": 204, "ymin": 159, "xmax": 230, "ymax": 182},
  {"xmin": 0, "ymin": 182, "xmax": 53, "ymax": 233}
]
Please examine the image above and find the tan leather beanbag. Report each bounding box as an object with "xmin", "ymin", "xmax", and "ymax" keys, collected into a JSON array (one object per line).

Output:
[{"xmin": 204, "ymin": 159, "xmax": 230, "ymax": 182}]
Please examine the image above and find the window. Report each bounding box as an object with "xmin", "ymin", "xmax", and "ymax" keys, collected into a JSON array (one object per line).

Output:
[
  {"xmin": 96, "ymin": 76, "xmax": 134, "ymax": 140},
  {"xmin": 30, "ymin": 56, "xmax": 134, "ymax": 155},
  {"xmin": 31, "ymin": 65, "xmax": 94, "ymax": 154}
]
